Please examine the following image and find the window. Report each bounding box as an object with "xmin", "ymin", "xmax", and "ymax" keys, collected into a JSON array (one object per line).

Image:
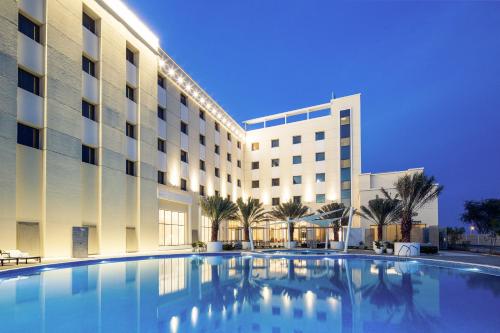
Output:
[
  {"xmin": 126, "ymin": 122, "xmax": 135, "ymax": 139},
  {"xmin": 180, "ymin": 121, "xmax": 188, "ymax": 135},
  {"xmin": 316, "ymin": 173, "xmax": 325, "ymax": 183},
  {"xmin": 292, "ymin": 155, "xmax": 302, "ymax": 164},
  {"xmin": 199, "ymin": 109, "xmax": 205, "ymax": 120},
  {"xmin": 271, "ymin": 139, "xmax": 279, "ymax": 148},
  {"xmin": 272, "ymin": 198, "xmax": 280, "ymax": 206},
  {"xmin": 215, "ymin": 122, "xmax": 220, "ymax": 132},
  {"xmin": 18, "ymin": 13, "xmax": 40, "ymax": 42},
  {"xmin": 82, "ymin": 100, "xmax": 96, "ymax": 121},
  {"xmin": 237, "ymin": 179, "xmax": 241, "ymax": 187},
  {"xmin": 292, "ymin": 135, "xmax": 301, "ymax": 144},
  {"xmin": 82, "ymin": 56, "xmax": 96, "ymax": 77},
  {"xmin": 180, "ymin": 178, "xmax": 187, "ymax": 191},
  {"xmin": 199, "ymin": 134, "xmax": 205, "ymax": 146},
  {"xmin": 215, "ymin": 190, "xmax": 220, "ymax": 197},
  {"xmin": 158, "ymin": 75, "xmax": 165, "ymax": 88},
  {"xmin": 315, "ymin": 152, "xmax": 325, "ymax": 161},
  {"xmin": 159, "ymin": 210, "xmax": 187, "ymax": 247},
  {"xmin": 199, "ymin": 185, "xmax": 206, "ymax": 196},
  {"xmin": 251, "ymin": 161, "xmax": 259, "ymax": 170},
  {"xmin": 316, "ymin": 194, "xmax": 326, "ymax": 203},
  {"xmin": 292, "ymin": 176, "xmax": 302, "ymax": 185},
  {"xmin": 199, "ymin": 159, "xmax": 206, "ymax": 171},
  {"xmin": 227, "ymin": 153, "xmax": 232, "ymax": 162},
  {"xmin": 126, "ymin": 48, "xmax": 135, "ymax": 65},
  {"xmin": 341, "ymin": 168, "xmax": 351, "ymax": 181},
  {"xmin": 157, "ymin": 106, "xmax": 165, "ymax": 120},
  {"xmin": 237, "ymin": 160, "xmax": 241, "ymax": 168},
  {"xmin": 18, "ymin": 68, "xmax": 40, "ymax": 96},
  {"xmin": 237, "ymin": 141, "xmax": 241, "ymax": 149},
  {"xmin": 17, "ymin": 123, "xmax": 40, "ymax": 149},
  {"xmin": 126, "ymin": 85, "xmax": 135, "ymax": 102},
  {"xmin": 340, "ymin": 124, "xmax": 350, "ymax": 138},
  {"xmin": 293, "ymin": 196, "xmax": 301, "ymax": 204},
  {"xmin": 271, "ymin": 178, "xmax": 280, "ymax": 186},
  {"xmin": 215, "ymin": 167, "xmax": 220, "ymax": 178},
  {"xmin": 82, "ymin": 12, "xmax": 96, "ymax": 34},
  {"xmin": 342, "ymin": 180, "xmax": 351, "ymax": 190},
  {"xmin": 227, "ymin": 174, "xmax": 232, "ymax": 183},
  {"xmin": 340, "ymin": 109, "xmax": 351, "ymax": 118},
  {"xmin": 180, "ymin": 150, "xmax": 188, "ymax": 163},
  {"xmin": 227, "ymin": 132, "xmax": 232, "ymax": 141},
  {"xmin": 341, "ymin": 189, "xmax": 351, "ymax": 199},
  {"xmin": 158, "ymin": 138, "xmax": 166, "ymax": 152},
  {"xmin": 126, "ymin": 160, "xmax": 136, "ymax": 176},
  {"xmin": 271, "ymin": 159, "xmax": 279, "ymax": 167},
  {"xmin": 252, "ymin": 180, "xmax": 259, "ymax": 188},
  {"xmin": 158, "ymin": 171, "xmax": 166, "ymax": 185},
  {"xmin": 180, "ymin": 93, "xmax": 188, "ymax": 106},
  {"xmin": 227, "ymin": 194, "xmax": 231, "ymax": 201},
  {"xmin": 214, "ymin": 145, "xmax": 220, "ymax": 155},
  {"xmin": 341, "ymin": 146, "xmax": 350, "ymax": 160},
  {"xmin": 315, "ymin": 131, "xmax": 325, "ymax": 141},
  {"xmin": 251, "ymin": 142, "xmax": 259, "ymax": 151}
]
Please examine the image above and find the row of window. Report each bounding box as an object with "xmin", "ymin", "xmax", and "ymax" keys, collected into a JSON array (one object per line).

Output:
[
  {"xmin": 251, "ymin": 131, "xmax": 325, "ymax": 151},
  {"xmin": 250, "ymin": 153, "xmax": 326, "ymax": 170},
  {"xmin": 269, "ymin": 194, "xmax": 326, "ymax": 206},
  {"xmin": 250, "ymin": 173, "xmax": 326, "ymax": 189},
  {"xmin": 178, "ymin": 118, "xmax": 241, "ymax": 148}
]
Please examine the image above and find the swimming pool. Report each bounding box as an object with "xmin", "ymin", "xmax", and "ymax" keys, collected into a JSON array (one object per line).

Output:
[{"xmin": 0, "ymin": 254, "xmax": 499, "ymax": 333}]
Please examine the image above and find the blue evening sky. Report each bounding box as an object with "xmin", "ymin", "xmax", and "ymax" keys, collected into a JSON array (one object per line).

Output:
[{"xmin": 126, "ymin": 0, "xmax": 500, "ymax": 227}]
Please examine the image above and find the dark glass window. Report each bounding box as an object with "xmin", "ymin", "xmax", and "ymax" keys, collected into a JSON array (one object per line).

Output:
[
  {"xmin": 341, "ymin": 168, "xmax": 351, "ymax": 181},
  {"xmin": 227, "ymin": 132, "xmax": 231, "ymax": 141},
  {"xmin": 126, "ymin": 122, "xmax": 135, "ymax": 139},
  {"xmin": 82, "ymin": 56, "xmax": 96, "ymax": 77},
  {"xmin": 18, "ymin": 13, "xmax": 40, "ymax": 42},
  {"xmin": 227, "ymin": 153, "xmax": 232, "ymax": 162},
  {"xmin": 199, "ymin": 109, "xmax": 205, "ymax": 120},
  {"xmin": 158, "ymin": 171, "xmax": 166, "ymax": 185},
  {"xmin": 158, "ymin": 138, "xmax": 166, "ymax": 152},
  {"xmin": 180, "ymin": 93, "xmax": 187, "ymax": 106},
  {"xmin": 180, "ymin": 121, "xmax": 188, "ymax": 135},
  {"xmin": 237, "ymin": 141, "xmax": 241, "ymax": 149},
  {"xmin": 237, "ymin": 179, "xmax": 241, "ymax": 187},
  {"xmin": 199, "ymin": 134, "xmax": 205, "ymax": 145},
  {"xmin": 292, "ymin": 135, "xmax": 301, "ymax": 144},
  {"xmin": 126, "ymin": 48, "xmax": 135, "ymax": 65},
  {"xmin": 252, "ymin": 180, "xmax": 259, "ymax": 189},
  {"xmin": 316, "ymin": 173, "xmax": 326, "ymax": 183},
  {"xmin": 272, "ymin": 198, "xmax": 280, "ymax": 206},
  {"xmin": 199, "ymin": 159, "xmax": 206, "ymax": 171},
  {"xmin": 215, "ymin": 190, "xmax": 220, "ymax": 197},
  {"xmin": 271, "ymin": 159, "xmax": 279, "ymax": 167},
  {"xmin": 126, "ymin": 160, "xmax": 136, "ymax": 176},
  {"xmin": 316, "ymin": 194, "xmax": 326, "ymax": 203},
  {"xmin": 340, "ymin": 109, "xmax": 351, "ymax": 118},
  {"xmin": 292, "ymin": 155, "xmax": 302, "ymax": 164},
  {"xmin": 82, "ymin": 12, "xmax": 96, "ymax": 34},
  {"xmin": 180, "ymin": 150, "xmax": 188, "ymax": 163},
  {"xmin": 17, "ymin": 123, "xmax": 40, "ymax": 149},
  {"xmin": 157, "ymin": 106, "xmax": 165, "ymax": 120},
  {"xmin": 293, "ymin": 196, "xmax": 301, "ymax": 204},
  {"xmin": 251, "ymin": 161, "xmax": 259, "ymax": 170},
  {"xmin": 341, "ymin": 146, "xmax": 350, "ymax": 160},
  {"xmin": 214, "ymin": 145, "xmax": 220, "ymax": 155},
  {"xmin": 315, "ymin": 152, "xmax": 325, "ymax": 161},
  {"xmin": 18, "ymin": 68, "xmax": 40, "ymax": 96},
  {"xmin": 293, "ymin": 176, "xmax": 302, "ymax": 185},
  {"xmin": 237, "ymin": 160, "xmax": 241, "ymax": 168},
  {"xmin": 271, "ymin": 139, "xmax": 279, "ymax": 148},
  {"xmin": 340, "ymin": 124, "xmax": 350, "ymax": 138},
  {"xmin": 341, "ymin": 189, "xmax": 351, "ymax": 199},
  {"xmin": 157, "ymin": 75, "xmax": 165, "ymax": 88},
  {"xmin": 227, "ymin": 174, "xmax": 232, "ymax": 183},
  {"xmin": 126, "ymin": 85, "xmax": 135, "ymax": 102},
  {"xmin": 215, "ymin": 167, "xmax": 220, "ymax": 178},
  {"xmin": 199, "ymin": 185, "xmax": 205, "ymax": 196},
  {"xmin": 315, "ymin": 131, "xmax": 325, "ymax": 141},
  {"xmin": 271, "ymin": 178, "xmax": 280, "ymax": 186},
  {"xmin": 82, "ymin": 145, "xmax": 96, "ymax": 165},
  {"xmin": 82, "ymin": 100, "xmax": 96, "ymax": 121},
  {"xmin": 215, "ymin": 122, "xmax": 220, "ymax": 132},
  {"xmin": 180, "ymin": 178, "xmax": 187, "ymax": 191}
]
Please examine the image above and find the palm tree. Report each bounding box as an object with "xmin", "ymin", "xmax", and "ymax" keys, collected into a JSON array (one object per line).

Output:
[
  {"xmin": 236, "ymin": 197, "xmax": 268, "ymax": 242},
  {"xmin": 269, "ymin": 200, "xmax": 309, "ymax": 242},
  {"xmin": 318, "ymin": 202, "xmax": 346, "ymax": 242},
  {"xmin": 385, "ymin": 172, "xmax": 443, "ymax": 242},
  {"xmin": 200, "ymin": 195, "xmax": 239, "ymax": 242},
  {"xmin": 358, "ymin": 195, "xmax": 400, "ymax": 241}
]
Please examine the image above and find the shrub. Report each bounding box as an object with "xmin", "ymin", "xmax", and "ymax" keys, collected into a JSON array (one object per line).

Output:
[
  {"xmin": 420, "ymin": 245, "xmax": 438, "ymax": 254},
  {"xmin": 222, "ymin": 243, "xmax": 234, "ymax": 251}
]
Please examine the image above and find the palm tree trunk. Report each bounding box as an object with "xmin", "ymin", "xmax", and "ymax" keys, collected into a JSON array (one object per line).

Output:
[
  {"xmin": 211, "ymin": 222, "xmax": 219, "ymax": 242},
  {"xmin": 401, "ymin": 215, "xmax": 412, "ymax": 242},
  {"xmin": 290, "ymin": 223, "xmax": 295, "ymax": 242},
  {"xmin": 333, "ymin": 225, "xmax": 340, "ymax": 242},
  {"xmin": 244, "ymin": 226, "xmax": 250, "ymax": 242},
  {"xmin": 378, "ymin": 224, "xmax": 383, "ymax": 241}
]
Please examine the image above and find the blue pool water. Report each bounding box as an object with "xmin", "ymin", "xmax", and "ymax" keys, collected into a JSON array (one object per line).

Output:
[{"xmin": 1, "ymin": 255, "xmax": 499, "ymax": 333}]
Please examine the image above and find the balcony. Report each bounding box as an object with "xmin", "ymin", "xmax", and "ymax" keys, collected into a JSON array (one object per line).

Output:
[
  {"xmin": 82, "ymin": 117, "xmax": 98, "ymax": 147},
  {"xmin": 83, "ymin": 27, "xmax": 99, "ymax": 60},
  {"xmin": 157, "ymin": 85, "xmax": 167, "ymax": 108},
  {"xmin": 126, "ymin": 61, "xmax": 137, "ymax": 87},
  {"xmin": 126, "ymin": 98, "xmax": 137, "ymax": 124},
  {"xmin": 17, "ymin": 88, "xmax": 43, "ymax": 128},
  {"xmin": 19, "ymin": 0, "xmax": 44, "ymax": 23},
  {"xmin": 157, "ymin": 119, "xmax": 166, "ymax": 139},
  {"xmin": 126, "ymin": 136, "xmax": 137, "ymax": 161},
  {"xmin": 18, "ymin": 33, "xmax": 44, "ymax": 75},
  {"xmin": 158, "ymin": 151, "xmax": 167, "ymax": 171},
  {"xmin": 82, "ymin": 72, "xmax": 98, "ymax": 104}
]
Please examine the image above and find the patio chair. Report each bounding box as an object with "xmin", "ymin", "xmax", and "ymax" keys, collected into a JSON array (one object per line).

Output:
[
  {"xmin": 0, "ymin": 250, "xmax": 19, "ymax": 266},
  {"xmin": 5, "ymin": 250, "xmax": 41, "ymax": 264}
]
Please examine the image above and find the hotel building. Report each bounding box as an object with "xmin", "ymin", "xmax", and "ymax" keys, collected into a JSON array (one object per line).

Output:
[{"xmin": 0, "ymin": 0, "xmax": 438, "ymax": 258}]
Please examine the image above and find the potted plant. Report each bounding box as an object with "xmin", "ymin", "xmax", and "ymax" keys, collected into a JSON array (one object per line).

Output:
[
  {"xmin": 386, "ymin": 242, "xmax": 394, "ymax": 254},
  {"xmin": 269, "ymin": 200, "xmax": 309, "ymax": 249},
  {"xmin": 373, "ymin": 241, "xmax": 384, "ymax": 254},
  {"xmin": 385, "ymin": 172, "xmax": 443, "ymax": 257},
  {"xmin": 236, "ymin": 197, "xmax": 269, "ymax": 250},
  {"xmin": 200, "ymin": 195, "xmax": 238, "ymax": 252},
  {"xmin": 317, "ymin": 202, "xmax": 347, "ymax": 250},
  {"xmin": 192, "ymin": 241, "xmax": 206, "ymax": 252}
]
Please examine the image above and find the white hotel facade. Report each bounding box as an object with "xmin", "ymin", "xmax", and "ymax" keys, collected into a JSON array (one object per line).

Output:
[{"xmin": 0, "ymin": 0, "xmax": 438, "ymax": 258}]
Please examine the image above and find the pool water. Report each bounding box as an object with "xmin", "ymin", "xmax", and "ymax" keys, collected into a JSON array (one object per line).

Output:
[{"xmin": 0, "ymin": 255, "xmax": 499, "ymax": 333}]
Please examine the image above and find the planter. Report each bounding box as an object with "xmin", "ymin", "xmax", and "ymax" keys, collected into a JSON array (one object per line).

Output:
[
  {"xmin": 241, "ymin": 241, "xmax": 252, "ymax": 250},
  {"xmin": 386, "ymin": 248, "xmax": 394, "ymax": 255},
  {"xmin": 372, "ymin": 242, "xmax": 386, "ymax": 251},
  {"xmin": 207, "ymin": 241, "xmax": 223, "ymax": 252},
  {"xmin": 394, "ymin": 242, "xmax": 420, "ymax": 257},
  {"xmin": 285, "ymin": 241, "xmax": 297, "ymax": 249},
  {"xmin": 374, "ymin": 248, "xmax": 383, "ymax": 255},
  {"xmin": 330, "ymin": 241, "xmax": 345, "ymax": 250}
]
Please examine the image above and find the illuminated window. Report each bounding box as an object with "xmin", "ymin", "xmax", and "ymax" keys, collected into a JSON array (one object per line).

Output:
[
  {"xmin": 159, "ymin": 210, "xmax": 186, "ymax": 246},
  {"xmin": 251, "ymin": 142, "xmax": 259, "ymax": 151},
  {"xmin": 200, "ymin": 215, "xmax": 212, "ymax": 243}
]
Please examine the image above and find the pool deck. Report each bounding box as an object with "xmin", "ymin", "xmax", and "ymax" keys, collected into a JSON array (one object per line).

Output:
[{"xmin": 0, "ymin": 249, "xmax": 499, "ymax": 273}]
